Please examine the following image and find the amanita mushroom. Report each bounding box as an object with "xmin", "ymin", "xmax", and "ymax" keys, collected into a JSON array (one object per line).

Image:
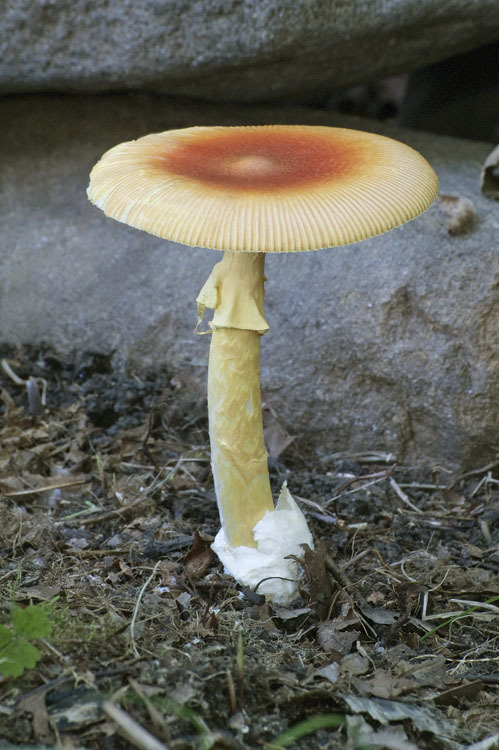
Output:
[{"xmin": 87, "ymin": 125, "xmax": 438, "ymax": 603}]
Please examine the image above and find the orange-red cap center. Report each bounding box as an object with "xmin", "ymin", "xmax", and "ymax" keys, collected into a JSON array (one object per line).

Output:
[{"xmin": 155, "ymin": 128, "xmax": 363, "ymax": 192}]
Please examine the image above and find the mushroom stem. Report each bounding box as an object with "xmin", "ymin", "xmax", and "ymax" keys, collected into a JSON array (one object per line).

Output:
[
  {"xmin": 197, "ymin": 251, "xmax": 274, "ymax": 548},
  {"xmin": 209, "ymin": 327, "xmax": 274, "ymax": 547}
]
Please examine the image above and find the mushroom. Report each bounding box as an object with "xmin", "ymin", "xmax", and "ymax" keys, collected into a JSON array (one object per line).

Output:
[{"xmin": 87, "ymin": 124, "xmax": 438, "ymax": 603}]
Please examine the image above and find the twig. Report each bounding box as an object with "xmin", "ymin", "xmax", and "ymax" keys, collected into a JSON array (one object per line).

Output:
[
  {"xmin": 1, "ymin": 358, "xmax": 25, "ymax": 385},
  {"xmin": 389, "ymin": 477, "xmax": 422, "ymax": 513},
  {"xmin": 60, "ymin": 494, "xmax": 151, "ymax": 527},
  {"xmin": 3, "ymin": 477, "xmax": 87, "ymax": 498},
  {"xmin": 102, "ymin": 700, "xmax": 168, "ymax": 750},
  {"xmin": 333, "ymin": 451, "xmax": 397, "ymax": 464},
  {"xmin": 72, "ymin": 548, "xmax": 135, "ymax": 557},
  {"xmin": 397, "ymin": 482, "xmax": 441, "ymax": 490},
  {"xmin": 341, "ymin": 547, "xmax": 384, "ymax": 570},
  {"xmin": 293, "ymin": 494, "xmax": 339, "ymax": 522},
  {"xmin": 450, "ymin": 458, "xmax": 499, "ymax": 489},
  {"xmin": 130, "ymin": 561, "xmax": 161, "ymax": 658},
  {"xmin": 461, "ymin": 732, "xmax": 499, "ymax": 750},
  {"xmin": 129, "ymin": 678, "xmax": 171, "ymax": 744},
  {"xmin": 421, "ymin": 570, "xmax": 450, "ymax": 620},
  {"xmin": 324, "ymin": 463, "xmax": 397, "ymax": 507},
  {"xmin": 1, "ymin": 359, "xmax": 48, "ymax": 417},
  {"xmin": 450, "ymin": 598, "xmax": 499, "ymax": 613}
]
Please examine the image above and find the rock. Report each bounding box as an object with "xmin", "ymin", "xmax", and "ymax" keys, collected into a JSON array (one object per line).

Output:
[
  {"xmin": 398, "ymin": 42, "xmax": 499, "ymax": 142},
  {"xmin": 1, "ymin": 1, "xmax": 499, "ymax": 102},
  {"xmin": 1, "ymin": 94, "xmax": 498, "ymax": 469}
]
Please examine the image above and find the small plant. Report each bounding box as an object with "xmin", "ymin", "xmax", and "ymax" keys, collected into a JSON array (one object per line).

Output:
[
  {"xmin": 421, "ymin": 594, "xmax": 499, "ymax": 641},
  {"xmin": 0, "ymin": 603, "xmax": 53, "ymax": 678},
  {"xmin": 267, "ymin": 714, "xmax": 347, "ymax": 749}
]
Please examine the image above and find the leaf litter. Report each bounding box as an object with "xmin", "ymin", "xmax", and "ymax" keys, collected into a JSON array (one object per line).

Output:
[{"xmin": 0, "ymin": 343, "xmax": 498, "ymax": 749}]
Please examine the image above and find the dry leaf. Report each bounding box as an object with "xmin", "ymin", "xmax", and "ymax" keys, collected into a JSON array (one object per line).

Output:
[
  {"xmin": 343, "ymin": 694, "xmax": 459, "ymax": 738},
  {"xmin": 296, "ymin": 542, "xmax": 337, "ymax": 620},
  {"xmin": 353, "ymin": 670, "xmax": 417, "ymax": 699},
  {"xmin": 366, "ymin": 591, "xmax": 386, "ymax": 605},
  {"xmin": 464, "ymin": 543, "xmax": 484, "ymax": 559},
  {"xmin": 263, "ymin": 413, "xmax": 295, "ymax": 459},
  {"xmin": 339, "ymin": 653, "xmax": 370, "ymax": 678},
  {"xmin": 270, "ymin": 605, "xmax": 312, "ymax": 621},
  {"xmin": 16, "ymin": 691, "xmax": 52, "ymax": 744},
  {"xmin": 363, "ymin": 727, "xmax": 420, "ymax": 750},
  {"xmin": 261, "ymin": 390, "xmax": 294, "ymax": 458},
  {"xmin": 184, "ymin": 529, "xmax": 213, "ymax": 578},
  {"xmin": 434, "ymin": 680, "xmax": 483, "ymax": 707},
  {"xmin": 66, "ymin": 537, "xmax": 89, "ymax": 552},
  {"xmin": 397, "ymin": 655, "xmax": 447, "ymax": 688},
  {"xmin": 361, "ymin": 605, "xmax": 399, "ymax": 625},
  {"xmin": 314, "ymin": 662, "xmax": 340, "ymax": 683},
  {"xmin": 14, "ymin": 585, "xmax": 60, "ymax": 602},
  {"xmin": 317, "ymin": 620, "xmax": 360, "ymax": 658}
]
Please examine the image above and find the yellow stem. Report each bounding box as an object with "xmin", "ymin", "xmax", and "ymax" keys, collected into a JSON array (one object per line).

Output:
[{"xmin": 199, "ymin": 252, "xmax": 274, "ymax": 548}]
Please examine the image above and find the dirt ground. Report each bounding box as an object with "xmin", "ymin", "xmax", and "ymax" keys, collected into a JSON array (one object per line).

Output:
[{"xmin": 0, "ymin": 343, "xmax": 498, "ymax": 750}]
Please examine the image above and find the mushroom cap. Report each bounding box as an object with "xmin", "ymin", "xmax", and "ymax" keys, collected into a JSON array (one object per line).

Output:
[{"xmin": 88, "ymin": 125, "xmax": 438, "ymax": 253}]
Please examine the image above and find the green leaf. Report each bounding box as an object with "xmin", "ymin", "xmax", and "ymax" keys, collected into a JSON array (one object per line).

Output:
[
  {"xmin": 0, "ymin": 638, "xmax": 41, "ymax": 677},
  {"xmin": 268, "ymin": 714, "xmax": 346, "ymax": 749},
  {"xmin": 11, "ymin": 604, "xmax": 53, "ymax": 639},
  {"xmin": 0, "ymin": 623, "xmax": 13, "ymax": 649}
]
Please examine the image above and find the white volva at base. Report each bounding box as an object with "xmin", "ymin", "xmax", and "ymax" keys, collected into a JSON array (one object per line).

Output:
[{"xmin": 211, "ymin": 483, "xmax": 314, "ymax": 605}]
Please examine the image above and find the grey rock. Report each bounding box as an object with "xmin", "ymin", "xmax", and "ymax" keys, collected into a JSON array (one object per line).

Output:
[
  {"xmin": 398, "ymin": 42, "xmax": 499, "ymax": 142},
  {"xmin": 2, "ymin": 0, "xmax": 499, "ymax": 102},
  {"xmin": 1, "ymin": 94, "xmax": 498, "ymax": 469}
]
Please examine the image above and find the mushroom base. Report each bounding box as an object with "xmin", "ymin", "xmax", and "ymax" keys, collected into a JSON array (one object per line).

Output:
[{"xmin": 211, "ymin": 482, "xmax": 314, "ymax": 605}]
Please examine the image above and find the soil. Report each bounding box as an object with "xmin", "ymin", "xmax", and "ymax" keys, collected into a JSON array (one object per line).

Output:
[{"xmin": 0, "ymin": 343, "xmax": 498, "ymax": 750}]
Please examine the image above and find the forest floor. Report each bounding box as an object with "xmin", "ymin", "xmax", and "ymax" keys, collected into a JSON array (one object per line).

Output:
[{"xmin": 0, "ymin": 344, "xmax": 498, "ymax": 750}]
